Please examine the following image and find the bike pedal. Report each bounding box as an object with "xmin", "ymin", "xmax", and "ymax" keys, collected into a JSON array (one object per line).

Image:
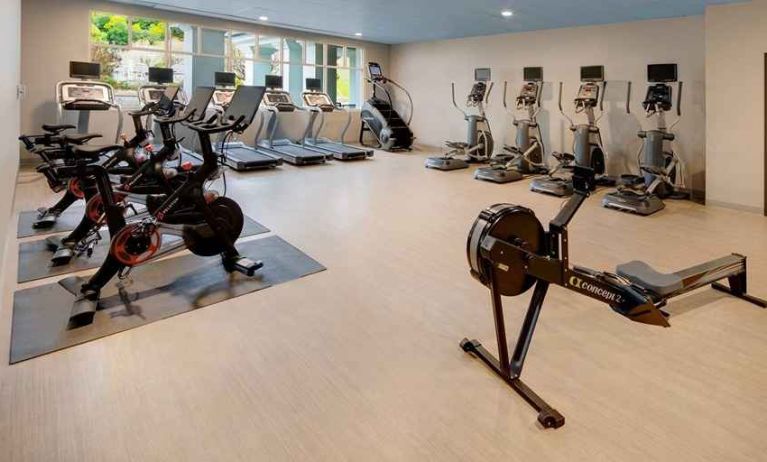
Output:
[
  {"xmin": 233, "ymin": 258, "xmax": 263, "ymax": 276},
  {"xmin": 51, "ymin": 248, "xmax": 74, "ymax": 266}
]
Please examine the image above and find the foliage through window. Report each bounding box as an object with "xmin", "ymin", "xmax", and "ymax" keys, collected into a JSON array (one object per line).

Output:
[{"xmin": 89, "ymin": 11, "xmax": 366, "ymax": 107}]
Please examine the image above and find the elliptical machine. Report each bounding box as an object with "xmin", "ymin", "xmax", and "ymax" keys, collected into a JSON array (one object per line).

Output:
[
  {"xmin": 475, "ymin": 67, "xmax": 548, "ymax": 183},
  {"xmin": 359, "ymin": 62, "xmax": 414, "ymax": 151},
  {"xmin": 602, "ymin": 64, "xmax": 685, "ymax": 215},
  {"xmin": 530, "ymin": 66, "xmax": 616, "ymax": 197},
  {"xmin": 60, "ymin": 85, "xmax": 266, "ymax": 328},
  {"xmin": 425, "ymin": 68, "xmax": 494, "ymax": 171}
]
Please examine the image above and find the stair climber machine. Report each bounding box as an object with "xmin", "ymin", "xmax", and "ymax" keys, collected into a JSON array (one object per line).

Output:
[
  {"xmin": 462, "ymin": 165, "xmax": 766, "ymax": 429},
  {"xmin": 359, "ymin": 62, "xmax": 414, "ymax": 151},
  {"xmin": 301, "ymin": 78, "xmax": 374, "ymax": 160},
  {"xmin": 426, "ymin": 68, "xmax": 494, "ymax": 171},
  {"xmin": 475, "ymin": 67, "xmax": 548, "ymax": 184},
  {"xmin": 602, "ymin": 64, "xmax": 687, "ymax": 215},
  {"xmin": 46, "ymin": 85, "xmax": 205, "ymax": 265},
  {"xmin": 25, "ymin": 61, "xmax": 123, "ymax": 229},
  {"xmin": 530, "ymin": 66, "xmax": 621, "ymax": 197},
  {"xmin": 60, "ymin": 85, "xmax": 267, "ymax": 327},
  {"xmin": 257, "ymin": 75, "xmax": 328, "ymax": 165}
]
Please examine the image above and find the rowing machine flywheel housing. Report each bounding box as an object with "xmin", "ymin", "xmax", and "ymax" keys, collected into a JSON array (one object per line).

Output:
[{"xmin": 466, "ymin": 204, "xmax": 545, "ymax": 296}]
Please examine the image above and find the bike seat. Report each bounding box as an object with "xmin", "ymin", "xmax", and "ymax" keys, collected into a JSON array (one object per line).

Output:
[
  {"xmin": 72, "ymin": 144, "xmax": 122, "ymax": 158},
  {"xmin": 42, "ymin": 124, "xmax": 75, "ymax": 134},
  {"xmin": 616, "ymin": 261, "xmax": 683, "ymax": 297},
  {"xmin": 64, "ymin": 133, "xmax": 102, "ymax": 145}
]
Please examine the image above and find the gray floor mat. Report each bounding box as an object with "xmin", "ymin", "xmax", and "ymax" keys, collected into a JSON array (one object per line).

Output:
[
  {"xmin": 16, "ymin": 217, "xmax": 269, "ymax": 283},
  {"xmin": 10, "ymin": 235, "xmax": 325, "ymax": 363},
  {"xmin": 17, "ymin": 206, "xmax": 86, "ymax": 238}
]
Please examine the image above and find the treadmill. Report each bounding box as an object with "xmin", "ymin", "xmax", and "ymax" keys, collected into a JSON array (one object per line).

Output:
[
  {"xmin": 57, "ymin": 61, "xmax": 123, "ymax": 143},
  {"xmin": 301, "ymin": 78, "xmax": 373, "ymax": 161},
  {"xmin": 210, "ymin": 72, "xmax": 282, "ymax": 171},
  {"xmin": 257, "ymin": 75, "xmax": 328, "ymax": 165}
]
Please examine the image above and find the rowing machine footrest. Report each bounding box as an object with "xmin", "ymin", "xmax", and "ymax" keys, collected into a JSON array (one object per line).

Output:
[{"xmin": 616, "ymin": 261, "xmax": 683, "ymax": 297}]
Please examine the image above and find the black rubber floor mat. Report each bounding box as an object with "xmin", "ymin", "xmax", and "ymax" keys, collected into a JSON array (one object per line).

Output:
[
  {"xmin": 16, "ymin": 217, "xmax": 269, "ymax": 283},
  {"xmin": 17, "ymin": 206, "xmax": 87, "ymax": 238},
  {"xmin": 10, "ymin": 236, "xmax": 325, "ymax": 363}
]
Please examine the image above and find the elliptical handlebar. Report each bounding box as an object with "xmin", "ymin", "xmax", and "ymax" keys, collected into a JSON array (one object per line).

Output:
[
  {"xmin": 558, "ymin": 82, "xmax": 575, "ymax": 128},
  {"xmin": 484, "ymin": 82, "xmax": 494, "ymax": 104},
  {"xmin": 669, "ymin": 81, "xmax": 683, "ymax": 130},
  {"xmin": 451, "ymin": 82, "xmax": 469, "ymax": 118},
  {"xmin": 626, "ymin": 81, "xmax": 632, "ymax": 115}
]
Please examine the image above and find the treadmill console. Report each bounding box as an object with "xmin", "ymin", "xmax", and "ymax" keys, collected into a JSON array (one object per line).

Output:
[
  {"xmin": 58, "ymin": 82, "xmax": 114, "ymax": 111},
  {"xmin": 138, "ymin": 85, "xmax": 186, "ymax": 106},
  {"xmin": 263, "ymin": 91, "xmax": 296, "ymax": 112},
  {"xmin": 212, "ymin": 89, "xmax": 235, "ymax": 108},
  {"xmin": 303, "ymin": 92, "xmax": 335, "ymax": 112}
]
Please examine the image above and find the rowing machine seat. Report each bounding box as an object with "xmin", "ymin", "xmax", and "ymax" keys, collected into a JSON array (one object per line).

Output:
[{"xmin": 616, "ymin": 261, "xmax": 683, "ymax": 297}]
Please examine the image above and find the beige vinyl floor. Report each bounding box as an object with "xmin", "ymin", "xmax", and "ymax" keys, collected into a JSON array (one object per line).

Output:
[{"xmin": 1, "ymin": 149, "xmax": 766, "ymax": 461}]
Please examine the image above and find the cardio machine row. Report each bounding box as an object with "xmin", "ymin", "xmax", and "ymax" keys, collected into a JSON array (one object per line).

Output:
[{"xmin": 427, "ymin": 64, "xmax": 686, "ymax": 216}]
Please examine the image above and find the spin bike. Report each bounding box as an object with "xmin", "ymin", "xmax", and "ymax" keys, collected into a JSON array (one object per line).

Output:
[
  {"xmin": 426, "ymin": 68, "xmax": 494, "ymax": 171},
  {"xmin": 475, "ymin": 76, "xmax": 548, "ymax": 184},
  {"xmin": 462, "ymin": 165, "xmax": 765, "ymax": 428},
  {"xmin": 45, "ymin": 86, "xmax": 188, "ymax": 265},
  {"xmin": 60, "ymin": 85, "xmax": 266, "ymax": 328},
  {"xmin": 603, "ymin": 64, "xmax": 686, "ymax": 215}
]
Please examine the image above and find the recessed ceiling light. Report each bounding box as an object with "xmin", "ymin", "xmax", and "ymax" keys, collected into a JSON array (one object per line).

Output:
[
  {"xmin": 501, "ymin": 10, "xmax": 513, "ymax": 17},
  {"xmin": 355, "ymin": 32, "xmax": 363, "ymax": 36},
  {"xmin": 258, "ymin": 16, "xmax": 269, "ymax": 21}
]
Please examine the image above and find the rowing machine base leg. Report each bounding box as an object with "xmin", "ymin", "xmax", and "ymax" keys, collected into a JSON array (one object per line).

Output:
[
  {"xmin": 712, "ymin": 271, "xmax": 767, "ymax": 308},
  {"xmin": 460, "ymin": 338, "xmax": 565, "ymax": 429}
]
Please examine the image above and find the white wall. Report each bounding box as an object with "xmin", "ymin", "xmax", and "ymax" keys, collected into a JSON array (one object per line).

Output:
[
  {"xmin": 21, "ymin": 0, "xmax": 390, "ymax": 159},
  {"xmin": 0, "ymin": 0, "xmax": 21, "ymax": 263},
  {"xmin": 705, "ymin": 1, "xmax": 766, "ymax": 213},
  {"xmin": 390, "ymin": 16, "xmax": 706, "ymax": 196}
]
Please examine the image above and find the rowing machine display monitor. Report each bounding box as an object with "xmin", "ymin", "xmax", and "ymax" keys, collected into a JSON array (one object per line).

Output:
[
  {"xmin": 265, "ymin": 75, "xmax": 283, "ymax": 89},
  {"xmin": 523, "ymin": 67, "xmax": 543, "ymax": 82},
  {"xmin": 580, "ymin": 65, "xmax": 605, "ymax": 82},
  {"xmin": 148, "ymin": 67, "xmax": 174, "ymax": 84},
  {"xmin": 474, "ymin": 68, "xmax": 491, "ymax": 82},
  {"xmin": 69, "ymin": 61, "xmax": 101, "ymax": 80},
  {"xmin": 306, "ymin": 78, "xmax": 322, "ymax": 92},
  {"xmin": 648, "ymin": 63, "xmax": 678, "ymax": 83},
  {"xmin": 215, "ymin": 72, "xmax": 236, "ymax": 88}
]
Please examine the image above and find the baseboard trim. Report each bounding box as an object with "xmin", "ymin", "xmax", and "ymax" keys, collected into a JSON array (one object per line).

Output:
[{"xmin": 705, "ymin": 199, "xmax": 764, "ymax": 214}]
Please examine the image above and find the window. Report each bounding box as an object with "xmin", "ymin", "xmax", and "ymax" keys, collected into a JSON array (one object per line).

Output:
[{"xmin": 90, "ymin": 11, "xmax": 365, "ymax": 108}]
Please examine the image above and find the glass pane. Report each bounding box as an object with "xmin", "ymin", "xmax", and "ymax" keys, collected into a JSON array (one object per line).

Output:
[
  {"xmin": 192, "ymin": 55, "xmax": 225, "ymax": 87},
  {"xmin": 327, "ymin": 45, "xmax": 344, "ymax": 67},
  {"xmin": 90, "ymin": 12, "xmax": 129, "ymax": 46},
  {"xmin": 91, "ymin": 46, "xmax": 165, "ymax": 90},
  {"xmin": 306, "ymin": 41, "xmax": 323, "ymax": 65},
  {"xmin": 258, "ymin": 36, "xmax": 281, "ymax": 63},
  {"xmin": 130, "ymin": 17, "xmax": 166, "ymax": 49},
  {"xmin": 253, "ymin": 61, "xmax": 281, "ymax": 86},
  {"xmin": 282, "ymin": 39, "xmax": 304, "ymax": 64},
  {"xmin": 200, "ymin": 28, "xmax": 226, "ymax": 55},
  {"xmin": 304, "ymin": 66, "xmax": 323, "ymax": 90},
  {"xmin": 229, "ymin": 31, "xmax": 256, "ymax": 60},
  {"xmin": 170, "ymin": 54, "xmax": 194, "ymax": 96},
  {"xmin": 347, "ymin": 47, "xmax": 361, "ymax": 69},
  {"xmin": 349, "ymin": 69, "xmax": 363, "ymax": 108},
  {"xmin": 170, "ymin": 23, "xmax": 195, "ymax": 53}
]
